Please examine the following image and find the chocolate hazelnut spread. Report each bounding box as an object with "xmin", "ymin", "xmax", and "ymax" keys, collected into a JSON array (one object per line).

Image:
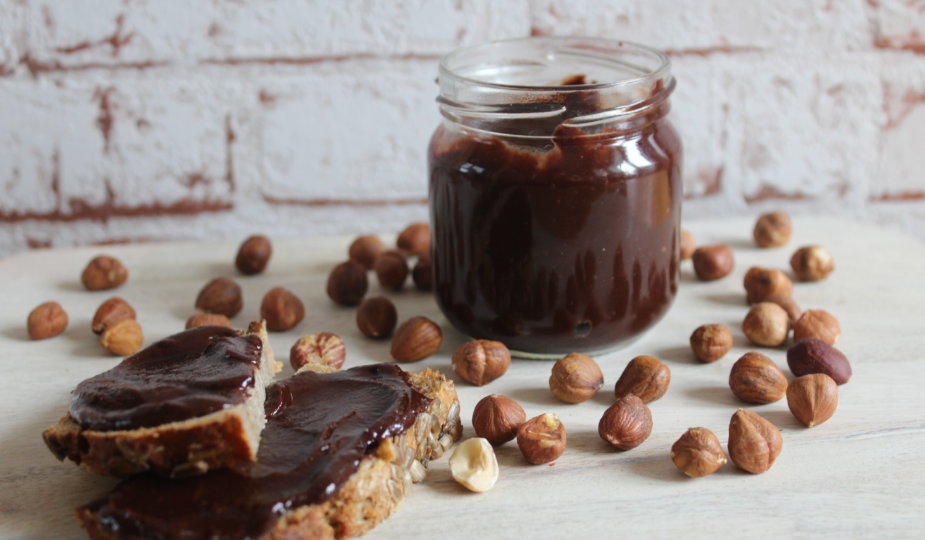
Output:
[
  {"xmin": 80, "ymin": 364, "xmax": 431, "ymax": 539},
  {"xmin": 70, "ymin": 325, "xmax": 262, "ymax": 431}
]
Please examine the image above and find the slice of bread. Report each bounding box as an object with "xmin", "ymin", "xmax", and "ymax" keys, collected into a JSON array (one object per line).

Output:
[
  {"xmin": 76, "ymin": 366, "xmax": 462, "ymax": 540},
  {"xmin": 43, "ymin": 321, "xmax": 280, "ymax": 478}
]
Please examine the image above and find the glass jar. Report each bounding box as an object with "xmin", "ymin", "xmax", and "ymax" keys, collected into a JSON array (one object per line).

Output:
[{"xmin": 428, "ymin": 37, "xmax": 682, "ymax": 357}]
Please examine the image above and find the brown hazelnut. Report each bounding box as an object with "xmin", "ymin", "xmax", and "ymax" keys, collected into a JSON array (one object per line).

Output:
[
  {"xmin": 326, "ymin": 260, "xmax": 369, "ymax": 306},
  {"xmin": 390, "ymin": 316, "xmax": 442, "ymax": 362},
  {"xmin": 185, "ymin": 313, "xmax": 232, "ymax": 329},
  {"xmin": 412, "ymin": 254, "xmax": 433, "ymax": 291},
  {"xmin": 356, "ymin": 295, "xmax": 397, "ymax": 338},
  {"xmin": 81, "ymin": 255, "xmax": 128, "ymax": 291},
  {"xmin": 27, "ymin": 301, "xmax": 68, "ymax": 340},
  {"xmin": 472, "ymin": 394, "xmax": 526, "ymax": 445},
  {"xmin": 348, "ymin": 235, "xmax": 385, "ymax": 270},
  {"xmin": 100, "ymin": 318, "xmax": 144, "ymax": 356},
  {"xmin": 290, "ymin": 332, "xmax": 346, "ymax": 371},
  {"xmin": 548, "ymin": 353, "xmax": 604, "ymax": 403},
  {"xmin": 680, "ymin": 229, "xmax": 695, "ymax": 261},
  {"xmin": 728, "ymin": 409, "xmax": 783, "ymax": 474},
  {"xmin": 742, "ymin": 302, "xmax": 790, "ymax": 347},
  {"xmin": 374, "ymin": 250, "xmax": 408, "ymax": 290},
  {"xmin": 598, "ymin": 394, "xmax": 653, "ymax": 451},
  {"xmin": 235, "ymin": 234, "xmax": 272, "ymax": 275},
  {"xmin": 792, "ymin": 309, "xmax": 840, "ymax": 345},
  {"xmin": 613, "ymin": 355, "xmax": 670, "ymax": 403},
  {"xmin": 786, "ymin": 373, "xmax": 838, "ymax": 427},
  {"xmin": 753, "ymin": 211, "xmax": 792, "ymax": 248},
  {"xmin": 787, "ymin": 338, "xmax": 851, "ymax": 384},
  {"xmin": 691, "ymin": 245, "xmax": 734, "ymax": 281},
  {"xmin": 397, "ymin": 222, "xmax": 430, "ymax": 255},
  {"xmin": 92, "ymin": 297, "xmax": 136, "ymax": 334},
  {"xmin": 260, "ymin": 287, "xmax": 305, "ymax": 332},
  {"xmin": 195, "ymin": 277, "xmax": 244, "ymax": 317},
  {"xmin": 689, "ymin": 324, "xmax": 733, "ymax": 363},
  {"xmin": 728, "ymin": 352, "xmax": 788, "ymax": 404},
  {"xmin": 516, "ymin": 413, "xmax": 566, "ymax": 465},
  {"xmin": 764, "ymin": 293, "xmax": 803, "ymax": 324},
  {"xmin": 743, "ymin": 266, "xmax": 793, "ymax": 304},
  {"xmin": 452, "ymin": 340, "xmax": 511, "ymax": 386},
  {"xmin": 790, "ymin": 245, "xmax": 835, "ymax": 281},
  {"xmin": 670, "ymin": 427, "xmax": 727, "ymax": 478}
]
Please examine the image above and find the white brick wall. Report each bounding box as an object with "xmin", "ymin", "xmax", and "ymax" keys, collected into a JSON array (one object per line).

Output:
[{"xmin": 0, "ymin": 0, "xmax": 923, "ymax": 255}]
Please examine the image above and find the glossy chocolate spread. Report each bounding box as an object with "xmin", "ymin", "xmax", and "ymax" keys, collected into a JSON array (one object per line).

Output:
[
  {"xmin": 70, "ymin": 325, "xmax": 262, "ymax": 431},
  {"xmin": 80, "ymin": 363, "xmax": 431, "ymax": 539}
]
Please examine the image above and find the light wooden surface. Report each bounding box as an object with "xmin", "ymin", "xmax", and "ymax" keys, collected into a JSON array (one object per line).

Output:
[{"xmin": 1, "ymin": 217, "xmax": 923, "ymax": 539}]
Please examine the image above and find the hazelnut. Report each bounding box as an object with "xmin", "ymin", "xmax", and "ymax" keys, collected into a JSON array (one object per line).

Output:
[
  {"xmin": 792, "ymin": 309, "xmax": 840, "ymax": 345},
  {"xmin": 728, "ymin": 352, "xmax": 788, "ymax": 404},
  {"xmin": 548, "ymin": 353, "xmax": 603, "ymax": 403},
  {"xmin": 390, "ymin": 316, "xmax": 442, "ymax": 362},
  {"xmin": 449, "ymin": 438, "xmax": 499, "ymax": 493},
  {"xmin": 472, "ymin": 394, "xmax": 525, "ymax": 445},
  {"xmin": 680, "ymin": 229, "xmax": 695, "ymax": 261},
  {"xmin": 185, "ymin": 313, "xmax": 232, "ymax": 329},
  {"xmin": 743, "ymin": 266, "xmax": 793, "ymax": 304},
  {"xmin": 753, "ymin": 211, "xmax": 792, "ymax": 248},
  {"xmin": 100, "ymin": 318, "xmax": 144, "ymax": 356},
  {"xmin": 670, "ymin": 427, "xmax": 727, "ymax": 478},
  {"xmin": 356, "ymin": 296, "xmax": 397, "ymax": 338},
  {"xmin": 260, "ymin": 287, "xmax": 305, "ymax": 332},
  {"xmin": 412, "ymin": 254, "xmax": 433, "ymax": 291},
  {"xmin": 598, "ymin": 394, "xmax": 653, "ymax": 451},
  {"xmin": 195, "ymin": 277, "xmax": 243, "ymax": 317},
  {"xmin": 81, "ymin": 255, "xmax": 128, "ymax": 291},
  {"xmin": 689, "ymin": 324, "xmax": 733, "ymax": 363},
  {"xmin": 235, "ymin": 234, "xmax": 272, "ymax": 275},
  {"xmin": 728, "ymin": 409, "xmax": 782, "ymax": 474},
  {"xmin": 516, "ymin": 413, "xmax": 567, "ymax": 465},
  {"xmin": 27, "ymin": 301, "xmax": 68, "ymax": 340},
  {"xmin": 290, "ymin": 332, "xmax": 346, "ymax": 371},
  {"xmin": 452, "ymin": 340, "xmax": 511, "ymax": 386},
  {"xmin": 374, "ymin": 250, "xmax": 409, "ymax": 290},
  {"xmin": 764, "ymin": 293, "xmax": 803, "ymax": 324},
  {"xmin": 742, "ymin": 302, "xmax": 790, "ymax": 347},
  {"xmin": 691, "ymin": 245, "xmax": 734, "ymax": 281},
  {"xmin": 92, "ymin": 297, "xmax": 136, "ymax": 334},
  {"xmin": 613, "ymin": 355, "xmax": 671, "ymax": 403},
  {"xmin": 786, "ymin": 373, "xmax": 838, "ymax": 427},
  {"xmin": 326, "ymin": 260, "xmax": 369, "ymax": 306},
  {"xmin": 348, "ymin": 235, "xmax": 385, "ymax": 270},
  {"xmin": 790, "ymin": 245, "xmax": 835, "ymax": 281},
  {"xmin": 786, "ymin": 338, "xmax": 851, "ymax": 384},
  {"xmin": 397, "ymin": 222, "xmax": 430, "ymax": 255}
]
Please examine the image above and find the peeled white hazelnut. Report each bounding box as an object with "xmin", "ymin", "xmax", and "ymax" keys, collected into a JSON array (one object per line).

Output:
[{"xmin": 448, "ymin": 437, "xmax": 499, "ymax": 493}]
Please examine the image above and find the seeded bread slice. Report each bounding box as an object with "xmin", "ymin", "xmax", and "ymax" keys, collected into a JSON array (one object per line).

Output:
[{"xmin": 43, "ymin": 321, "xmax": 280, "ymax": 478}]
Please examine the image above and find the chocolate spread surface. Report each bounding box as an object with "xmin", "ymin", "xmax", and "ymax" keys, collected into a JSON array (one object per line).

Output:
[
  {"xmin": 80, "ymin": 363, "xmax": 431, "ymax": 539},
  {"xmin": 70, "ymin": 325, "xmax": 262, "ymax": 431}
]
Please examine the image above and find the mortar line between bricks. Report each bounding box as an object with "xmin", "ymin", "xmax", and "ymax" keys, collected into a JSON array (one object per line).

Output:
[{"xmin": 262, "ymin": 195, "xmax": 428, "ymax": 207}]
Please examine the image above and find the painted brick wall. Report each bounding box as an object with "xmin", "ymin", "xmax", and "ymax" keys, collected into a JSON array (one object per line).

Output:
[{"xmin": 0, "ymin": 0, "xmax": 923, "ymax": 256}]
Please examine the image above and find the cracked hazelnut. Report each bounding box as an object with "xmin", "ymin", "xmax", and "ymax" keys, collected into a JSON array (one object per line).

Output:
[
  {"xmin": 792, "ymin": 309, "xmax": 840, "ymax": 345},
  {"xmin": 742, "ymin": 302, "xmax": 790, "ymax": 347},
  {"xmin": 728, "ymin": 352, "xmax": 788, "ymax": 404},
  {"xmin": 452, "ymin": 340, "xmax": 511, "ymax": 386},
  {"xmin": 787, "ymin": 373, "xmax": 838, "ymax": 427},
  {"xmin": 743, "ymin": 266, "xmax": 793, "ymax": 304},
  {"xmin": 670, "ymin": 427, "xmax": 727, "ymax": 478},
  {"xmin": 290, "ymin": 332, "xmax": 346, "ymax": 371},
  {"xmin": 598, "ymin": 394, "xmax": 653, "ymax": 451},
  {"xmin": 195, "ymin": 277, "xmax": 243, "ymax": 317},
  {"xmin": 348, "ymin": 235, "xmax": 385, "ymax": 270},
  {"xmin": 412, "ymin": 254, "xmax": 433, "ymax": 291},
  {"xmin": 92, "ymin": 297, "xmax": 136, "ymax": 335},
  {"xmin": 81, "ymin": 255, "xmax": 128, "ymax": 291},
  {"xmin": 185, "ymin": 313, "xmax": 231, "ymax": 329},
  {"xmin": 356, "ymin": 295, "xmax": 397, "ymax": 338},
  {"xmin": 449, "ymin": 438, "xmax": 499, "ymax": 493},
  {"xmin": 689, "ymin": 324, "xmax": 733, "ymax": 363},
  {"xmin": 613, "ymin": 355, "xmax": 670, "ymax": 403},
  {"xmin": 692, "ymin": 245, "xmax": 734, "ymax": 281},
  {"xmin": 391, "ymin": 316, "xmax": 442, "ymax": 362},
  {"xmin": 549, "ymin": 353, "xmax": 604, "ymax": 403},
  {"xmin": 680, "ymin": 229, "xmax": 695, "ymax": 261},
  {"xmin": 260, "ymin": 287, "xmax": 305, "ymax": 332},
  {"xmin": 374, "ymin": 250, "xmax": 408, "ymax": 290},
  {"xmin": 728, "ymin": 409, "xmax": 782, "ymax": 474},
  {"xmin": 100, "ymin": 318, "xmax": 143, "ymax": 356},
  {"xmin": 27, "ymin": 301, "xmax": 68, "ymax": 340},
  {"xmin": 787, "ymin": 338, "xmax": 851, "ymax": 384},
  {"xmin": 753, "ymin": 211, "xmax": 792, "ymax": 248},
  {"xmin": 517, "ymin": 413, "xmax": 567, "ymax": 465},
  {"xmin": 472, "ymin": 395, "xmax": 525, "ymax": 445},
  {"xmin": 326, "ymin": 260, "xmax": 369, "ymax": 306},
  {"xmin": 397, "ymin": 222, "xmax": 430, "ymax": 255},
  {"xmin": 235, "ymin": 234, "xmax": 272, "ymax": 275},
  {"xmin": 790, "ymin": 245, "xmax": 835, "ymax": 281}
]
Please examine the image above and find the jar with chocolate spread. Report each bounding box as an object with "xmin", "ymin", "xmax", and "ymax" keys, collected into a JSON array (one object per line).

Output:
[{"xmin": 428, "ymin": 37, "xmax": 682, "ymax": 357}]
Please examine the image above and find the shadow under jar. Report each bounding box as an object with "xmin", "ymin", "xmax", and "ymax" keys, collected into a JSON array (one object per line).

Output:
[{"xmin": 429, "ymin": 37, "xmax": 682, "ymax": 358}]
